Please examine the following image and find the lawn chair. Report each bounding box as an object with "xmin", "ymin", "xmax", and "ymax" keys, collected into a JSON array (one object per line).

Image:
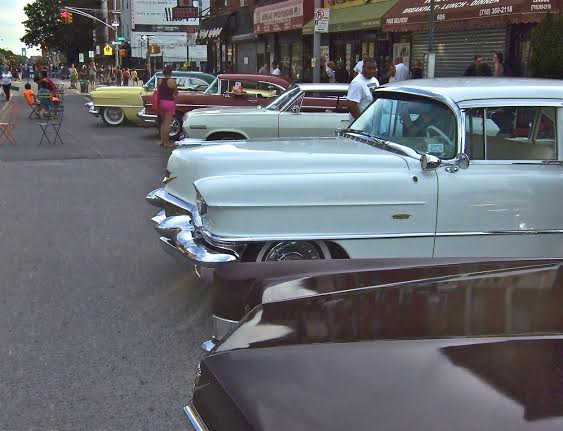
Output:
[
  {"xmin": 0, "ymin": 104, "xmax": 19, "ymax": 145},
  {"xmin": 25, "ymin": 93, "xmax": 41, "ymax": 119},
  {"xmin": 38, "ymin": 104, "xmax": 64, "ymax": 145}
]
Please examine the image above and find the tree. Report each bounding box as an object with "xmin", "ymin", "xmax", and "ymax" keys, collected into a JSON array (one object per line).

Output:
[
  {"xmin": 530, "ymin": 13, "xmax": 563, "ymax": 79},
  {"xmin": 21, "ymin": 0, "xmax": 97, "ymax": 63}
]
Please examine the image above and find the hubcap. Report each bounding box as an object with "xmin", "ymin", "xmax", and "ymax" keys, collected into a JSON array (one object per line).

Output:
[
  {"xmin": 169, "ymin": 118, "xmax": 180, "ymax": 138},
  {"xmin": 263, "ymin": 241, "xmax": 323, "ymax": 261},
  {"xmin": 105, "ymin": 108, "xmax": 123, "ymax": 123}
]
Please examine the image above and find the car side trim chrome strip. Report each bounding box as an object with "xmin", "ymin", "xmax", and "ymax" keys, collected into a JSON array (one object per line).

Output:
[
  {"xmin": 183, "ymin": 403, "xmax": 209, "ymax": 431},
  {"xmin": 200, "ymin": 228, "xmax": 563, "ymax": 244}
]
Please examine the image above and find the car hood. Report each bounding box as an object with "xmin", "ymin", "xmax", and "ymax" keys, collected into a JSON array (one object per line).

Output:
[
  {"xmin": 91, "ymin": 86, "xmax": 146, "ymax": 95},
  {"xmin": 165, "ymin": 137, "xmax": 410, "ymax": 206},
  {"xmin": 192, "ymin": 261, "xmax": 563, "ymax": 431}
]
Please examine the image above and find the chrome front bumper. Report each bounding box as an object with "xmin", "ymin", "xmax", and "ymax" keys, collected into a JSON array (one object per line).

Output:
[
  {"xmin": 183, "ymin": 402, "xmax": 208, "ymax": 431},
  {"xmin": 137, "ymin": 107, "xmax": 158, "ymax": 125},
  {"xmin": 146, "ymin": 188, "xmax": 238, "ymax": 272},
  {"xmin": 85, "ymin": 101, "xmax": 99, "ymax": 116}
]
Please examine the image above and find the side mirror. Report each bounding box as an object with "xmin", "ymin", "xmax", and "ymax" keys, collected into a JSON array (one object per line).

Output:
[
  {"xmin": 420, "ymin": 154, "xmax": 441, "ymax": 170},
  {"xmin": 456, "ymin": 153, "xmax": 470, "ymax": 170}
]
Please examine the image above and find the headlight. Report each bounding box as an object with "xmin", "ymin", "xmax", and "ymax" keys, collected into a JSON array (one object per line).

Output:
[{"xmin": 195, "ymin": 188, "xmax": 208, "ymax": 217}]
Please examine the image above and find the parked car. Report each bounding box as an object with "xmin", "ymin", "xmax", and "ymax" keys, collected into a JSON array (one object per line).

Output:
[
  {"xmin": 178, "ymin": 83, "xmax": 350, "ymax": 143},
  {"xmin": 185, "ymin": 258, "xmax": 563, "ymax": 431},
  {"xmin": 138, "ymin": 73, "xmax": 291, "ymax": 140},
  {"xmin": 147, "ymin": 78, "xmax": 563, "ymax": 282},
  {"xmin": 85, "ymin": 70, "xmax": 214, "ymax": 126}
]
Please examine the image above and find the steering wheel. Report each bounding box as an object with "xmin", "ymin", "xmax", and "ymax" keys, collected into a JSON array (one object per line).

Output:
[{"xmin": 426, "ymin": 125, "xmax": 453, "ymax": 148}]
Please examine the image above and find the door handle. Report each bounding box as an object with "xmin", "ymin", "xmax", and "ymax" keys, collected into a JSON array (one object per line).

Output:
[{"xmin": 445, "ymin": 166, "xmax": 459, "ymax": 173}]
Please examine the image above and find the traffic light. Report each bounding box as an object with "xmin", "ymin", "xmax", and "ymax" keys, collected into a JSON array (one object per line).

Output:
[
  {"xmin": 60, "ymin": 10, "xmax": 68, "ymax": 23},
  {"xmin": 68, "ymin": 12, "xmax": 73, "ymax": 24}
]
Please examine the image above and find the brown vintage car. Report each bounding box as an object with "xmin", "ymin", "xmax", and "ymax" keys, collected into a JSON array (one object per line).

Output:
[
  {"xmin": 138, "ymin": 73, "xmax": 291, "ymax": 140},
  {"xmin": 186, "ymin": 258, "xmax": 563, "ymax": 430}
]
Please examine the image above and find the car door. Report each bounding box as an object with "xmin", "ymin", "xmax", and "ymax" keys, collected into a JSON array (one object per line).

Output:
[
  {"xmin": 433, "ymin": 103, "xmax": 563, "ymax": 258},
  {"xmin": 278, "ymin": 94, "xmax": 350, "ymax": 138}
]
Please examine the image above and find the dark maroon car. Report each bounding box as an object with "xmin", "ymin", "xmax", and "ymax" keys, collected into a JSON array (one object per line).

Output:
[
  {"xmin": 138, "ymin": 73, "xmax": 291, "ymax": 140},
  {"xmin": 186, "ymin": 258, "xmax": 563, "ymax": 431}
]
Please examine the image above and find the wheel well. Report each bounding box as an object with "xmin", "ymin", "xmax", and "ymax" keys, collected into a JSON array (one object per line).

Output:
[
  {"xmin": 325, "ymin": 241, "xmax": 349, "ymax": 259},
  {"xmin": 241, "ymin": 240, "xmax": 349, "ymax": 262},
  {"xmin": 206, "ymin": 131, "xmax": 246, "ymax": 141}
]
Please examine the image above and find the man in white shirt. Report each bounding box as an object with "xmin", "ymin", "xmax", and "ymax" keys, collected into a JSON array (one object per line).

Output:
[
  {"xmin": 326, "ymin": 61, "xmax": 336, "ymax": 83},
  {"xmin": 352, "ymin": 53, "xmax": 369, "ymax": 78},
  {"xmin": 389, "ymin": 56, "xmax": 410, "ymax": 82},
  {"xmin": 271, "ymin": 62, "xmax": 281, "ymax": 76},
  {"xmin": 347, "ymin": 58, "xmax": 379, "ymax": 124}
]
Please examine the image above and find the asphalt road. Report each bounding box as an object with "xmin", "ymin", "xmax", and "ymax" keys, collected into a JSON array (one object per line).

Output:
[{"xmin": 0, "ymin": 83, "xmax": 210, "ymax": 430}]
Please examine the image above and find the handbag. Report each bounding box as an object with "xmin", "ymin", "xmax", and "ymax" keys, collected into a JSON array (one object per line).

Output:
[{"xmin": 152, "ymin": 88, "xmax": 159, "ymax": 114}]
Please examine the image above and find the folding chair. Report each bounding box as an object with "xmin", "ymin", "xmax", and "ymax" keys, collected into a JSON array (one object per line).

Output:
[
  {"xmin": 56, "ymin": 83, "xmax": 65, "ymax": 101},
  {"xmin": 0, "ymin": 104, "xmax": 18, "ymax": 145},
  {"xmin": 38, "ymin": 104, "xmax": 64, "ymax": 145}
]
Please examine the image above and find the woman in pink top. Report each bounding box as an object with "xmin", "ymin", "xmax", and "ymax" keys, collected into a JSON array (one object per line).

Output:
[{"xmin": 157, "ymin": 66, "xmax": 178, "ymax": 148}]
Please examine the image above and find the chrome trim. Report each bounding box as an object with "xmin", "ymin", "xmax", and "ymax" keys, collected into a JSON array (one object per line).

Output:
[
  {"xmin": 137, "ymin": 108, "xmax": 158, "ymax": 124},
  {"xmin": 151, "ymin": 209, "xmax": 166, "ymax": 224},
  {"xmin": 157, "ymin": 214, "xmax": 238, "ymax": 267},
  {"xmin": 212, "ymin": 315, "xmax": 239, "ymax": 340},
  {"xmin": 201, "ymin": 339, "xmax": 217, "ymax": 352},
  {"xmin": 85, "ymin": 102, "xmax": 99, "ymax": 116},
  {"xmin": 146, "ymin": 188, "xmax": 199, "ymax": 224},
  {"xmin": 176, "ymin": 138, "xmax": 206, "ymax": 146},
  {"xmin": 189, "ymin": 125, "xmax": 207, "ymax": 130},
  {"xmin": 199, "ymin": 228, "xmax": 563, "ymax": 244},
  {"xmin": 459, "ymin": 99, "xmax": 563, "ymax": 109},
  {"xmin": 183, "ymin": 403, "xmax": 208, "ymax": 431}
]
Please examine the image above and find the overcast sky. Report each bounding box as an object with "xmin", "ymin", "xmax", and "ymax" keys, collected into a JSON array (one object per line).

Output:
[{"xmin": 1, "ymin": 0, "xmax": 40, "ymax": 56}]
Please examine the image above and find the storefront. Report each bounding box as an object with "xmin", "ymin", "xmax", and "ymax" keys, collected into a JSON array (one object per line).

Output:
[
  {"xmin": 197, "ymin": 13, "xmax": 234, "ymax": 73},
  {"xmin": 254, "ymin": 0, "xmax": 313, "ymax": 81},
  {"xmin": 382, "ymin": 0, "xmax": 560, "ymax": 76},
  {"xmin": 302, "ymin": 0, "xmax": 399, "ymax": 74}
]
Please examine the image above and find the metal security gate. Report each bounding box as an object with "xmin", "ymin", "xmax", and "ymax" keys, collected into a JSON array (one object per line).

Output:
[{"xmin": 411, "ymin": 28, "xmax": 506, "ymax": 77}]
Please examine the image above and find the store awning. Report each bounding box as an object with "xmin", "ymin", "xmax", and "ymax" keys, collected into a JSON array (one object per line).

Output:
[
  {"xmin": 197, "ymin": 14, "xmax": 231, "ymax": 43},
  {"xmin": 382, "ymin": 0, "xmax": 561, "ymax": 32},
  {"xmin": 303, "ymin": 0, "xmax": 399, "ymax": 34}
]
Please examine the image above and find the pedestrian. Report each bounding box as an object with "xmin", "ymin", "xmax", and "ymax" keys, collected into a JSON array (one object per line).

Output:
[
  {"xmin": 115, "ymin": 67, "xmax": 122, "ymax": 86},
  {"xmin": 389, "ymin": 56, "xmax": 409, "ymax": 82},
  {"xmin": 157, "ymin": 66, "xmax": 178, "ymax": 148},
  {"xmin": 463, "ymin": 54, "xmax": 492, "ymax": 76},
  {"xmin": 69, "ymin": 63, "xmax": 78, "ymax": 89},
  {"xmin": 131, "ymin": 69, "xmax": 138, "ymax": 86},
  {"xmin": 271, "ymin": 62, "xmax": 281, "ymax": 76},
  {"xmin": 88, "ymin": 61, "xmax": 97, "ymax": 90},
  {"xmin": 410, "ymin": 59, "xmax": 423, "ymax": 79},
  {"xmin": 36, "ymin": 80, "xmax": 53, "ymax": 116},
  {"xmin": 492, "ymin": 52, "xmax": 505, "ymax": 77},
  {"xmin": 2, "ymin": 67, "xmax": 13, "ymax": 101},
  {"xmin": 352, "ymin": 53, "xmax": 369, "ymax": 78},
  {"xmin": 122, "ymin": 68, "xmax": 130, "ymax": 86},
  {"xmin": 258, "ymin": 62, "xmax": 269, "ymax": 75},
  {"xmin": 335, "ymin": 61, "xmax": 350, "ymax": 83},
  {"xmin": 326, "ymin": 61, "xmax": 336, "ymax": 83},
  {"xmin": 346, "ymin": 57, "xmax": 379, "ymax": 125},
  {"xmin": 39, "ymin": 70, "xmax": 57, "ymax": 97},
  {"xmin": 225, "ymin": 61, "xmax": 234, "ymax": 73}
]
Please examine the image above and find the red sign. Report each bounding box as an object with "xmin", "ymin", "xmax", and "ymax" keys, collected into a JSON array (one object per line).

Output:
[{"xmin": 173, "ymin": 6, "xmax": 199, "ymax": 19}]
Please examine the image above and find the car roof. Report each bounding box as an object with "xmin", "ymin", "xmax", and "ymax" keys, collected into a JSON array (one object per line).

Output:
[
  {"xmin": 296, "ymin": 83, "xmax": 349, "ymax": 92},
  {"xmin": 217, "ymin": 73, "xmax": 291, "ymax": 88},
  {"xmin": 383, "ymin": 78, "xmax": 563, "ymax": 103},
  {"xmin": 154, "ymin": 70, "xmax": 215, "ymax": 81}
]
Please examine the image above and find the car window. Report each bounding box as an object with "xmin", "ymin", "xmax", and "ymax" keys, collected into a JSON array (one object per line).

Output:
[
  {"xmin": 190, "ymin": 78, "xmax": 209, "ymax": 88},
  {"xmin": 465, "ymin": 106, "xmax": 557, "ymax": 161},
  {"xmin": 175, "ymin": 77, "xmax": 187, "ymax": 88},
  {"xmin": 353, "ymin": 96, "xmax": 458, "ymax": 159},
  {"xmin": 204, "ymin": 77, "xmax": 220, "ymax": 94},
  {"xmin": 258, "ymin": 81, "xmax": 284, "ymax": 96},
  {"xmin": 299, "ymin": 91, "xmax": 349, "ymax": 113}
]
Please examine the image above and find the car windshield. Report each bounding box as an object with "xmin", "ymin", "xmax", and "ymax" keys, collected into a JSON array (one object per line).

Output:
[
  {"xmin": 265, "ymin": 87, "xmax": 301, "ymax": 111},
  {"xmin": 204, "ymin": 77, "xmax": 219, "ymax": 95},
  {"xmin": 349, "ymin": 95, "xmax": 458, "ymax": 159},
  {"xmin": 143, "ymin": 73, "xmax": 162, "ymax": 91}
]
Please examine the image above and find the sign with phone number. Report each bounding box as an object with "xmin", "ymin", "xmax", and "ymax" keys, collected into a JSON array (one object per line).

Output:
[{"xmin": 479, "ymin": 5, "xmax": 513, "ymax": 15}]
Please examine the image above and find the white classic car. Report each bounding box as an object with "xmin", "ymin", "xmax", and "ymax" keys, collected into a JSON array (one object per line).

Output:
[
  {"xmin": 179, "ymin": 83, "xmax": 351, "ymax": 142},
  {"xmin": 147, "ymin": 78, "xmax": 563, "ymax": 280}
]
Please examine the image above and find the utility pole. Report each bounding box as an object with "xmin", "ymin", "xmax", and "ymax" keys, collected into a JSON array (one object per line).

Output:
[
  {"xmin": 426, "ymin": 0, "xmax": 435, "ymax": 78},
  {"xmin": 142, "ymin": 34, "xmax": 155, "ymax": 76},
  {"xmin": 312, "ymin": 0, "xmax": 321, "ymax": 83}
]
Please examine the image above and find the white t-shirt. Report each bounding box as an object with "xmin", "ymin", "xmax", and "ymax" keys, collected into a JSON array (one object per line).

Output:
[
  {"xmin": 353, "ymin": 60, "xmax": 364, "ymax": 74},
  {"xmin": 326, "ymin": 67, "xmax": 335, "ymax": 83},
  {"xmin": 389, "ymin": 62, "xmax": 409, "ymax": 82},
  {"xmin": 272, "ymin": 68, "xmax": 281, "ymax": 76},
  {"xmin": 347, "ymin": 73, "xmax": 379, "ymax": 124},
  {"xmin": 1, "ymin": 71, "xmax": 12, "ymax": 86}
]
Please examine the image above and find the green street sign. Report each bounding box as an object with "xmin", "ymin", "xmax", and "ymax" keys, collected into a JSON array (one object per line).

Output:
[{"xmin": 116, "ymin": 36, "xmax": 128, "ymax": 42}]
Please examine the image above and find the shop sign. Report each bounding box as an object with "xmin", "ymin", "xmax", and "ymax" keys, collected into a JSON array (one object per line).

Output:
[
  {"xmin": 198, "ymin": 27, "xmax": 223, "ymax": 39},
  {"xmin": 324, "ymin": 0, "xmax": 369, "ymax": 9},
  {"xmin": 314, "ymin": 8, "xmax": 330, "ymax": 32},
  {"xmin": 79, "ymin": 53, "xmax": 85, "ymax": 63},
  {"xmin": 254, "ymin": 0, "xmax": 304, "ymax": 34},
  {"xmin": 88, "ymin": 50, "xmax": 94, "ymax": 58}
]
